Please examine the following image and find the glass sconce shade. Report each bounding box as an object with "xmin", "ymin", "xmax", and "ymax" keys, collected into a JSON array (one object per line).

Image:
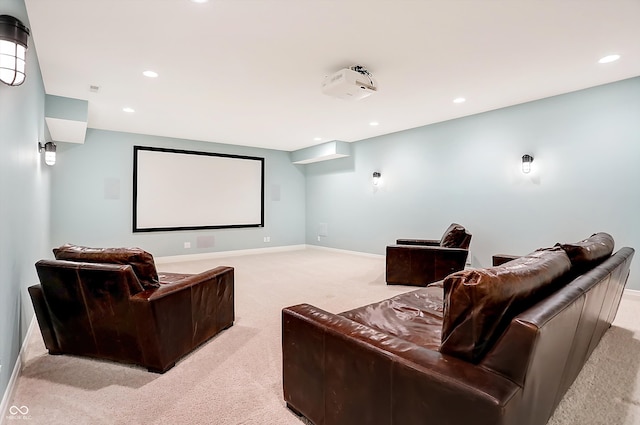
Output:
[
  {"xmin": 0, "ymin": 15, "xmax": 30, "ymax": 86},
  {"xmin": 522, "ymin": 154, "xmax": 534, "ymax": 174},
  {"xmin": 372, "ymin": 171, "xmax": 381, "ymax": 185},
  {"xmin": 39, "ymin": 142, "xmax": 56, "ymax": 166}
]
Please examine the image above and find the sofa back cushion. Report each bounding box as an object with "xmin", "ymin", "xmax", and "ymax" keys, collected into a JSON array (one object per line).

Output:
[
  {"xmin": 440, "ymin": 223, "xmax": 471, "ymax": 248},
  {"xmin": 556, "ymin": 232, "xmax": 614, "ymax": 270},
  {"xmin": 440, "ymin": 247, "xmax": 571, "ymax": 362},
  {"xmin": 53, "ymin": 244, "xmax": 160, "ymax": 289}
]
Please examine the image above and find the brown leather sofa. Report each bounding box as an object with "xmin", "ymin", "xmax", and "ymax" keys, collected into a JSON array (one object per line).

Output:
[
  {"xmin": 386, "ymin": 223, "xmax": 472, "ymax": 286},
  {"xmin": 282, "ymin": 233, "xmax": 634, "ymax": 425},
  {"xmin": 28, "ymin": 244, "xmax": 234, "ymax": 373}
]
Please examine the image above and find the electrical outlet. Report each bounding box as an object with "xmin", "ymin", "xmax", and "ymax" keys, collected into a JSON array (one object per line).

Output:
[
  {"xmin": 184, "ymin": 242, "xmax": 191, "ymax": 249},
  {"xmin": 263, "ymin": 236, "xmax": 271, "ymax": 243},
  {"xmin": 317, "ymin": 236, "xmax": 321, "ymax": 242}
]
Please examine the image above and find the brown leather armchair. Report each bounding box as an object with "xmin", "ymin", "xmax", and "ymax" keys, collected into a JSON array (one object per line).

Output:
[
  {"xmin": 28, "ymin": 244, "xmax": 234, "ymax": 373},
  {"xmin": 386, "ymin": 223, "xmax": 471, "ymax": 286}
]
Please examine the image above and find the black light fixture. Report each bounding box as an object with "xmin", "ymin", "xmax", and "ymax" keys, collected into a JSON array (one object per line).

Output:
[
  {"xmin": 372, "ymin": 171, "xmax": 381, "ymax": 185},
  {"xmin": 522, "ymin": 154, "xmax": 534, "ymax": 174},
  {"xmin": 38, "ymin": 141, "xmax": 57, "ymax": 166},
  {"xmin": 0, "ymin": 15, "xmax": 30, "ymax": 86}
]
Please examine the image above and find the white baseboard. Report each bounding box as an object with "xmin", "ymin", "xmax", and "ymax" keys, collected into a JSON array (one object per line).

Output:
[
  {"xmin": 154, "ymin": 244, "xmax": 307, "ymax": 264},
  {"xmin": 306, "ymin": 244, "xmax": 385, "ymax": 259},
  {"xmin": 0, "ymin": 317, "xmax": 36, "ymax": 425},
  {"xmin": 155, "ymin": 244, "xmax": 385, "ymax": 264},
  {"xmin": 623, "ymin": 289, "xmax": 640, "ymax": 301}
]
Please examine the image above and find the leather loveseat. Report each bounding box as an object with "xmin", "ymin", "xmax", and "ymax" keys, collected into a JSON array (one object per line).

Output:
[
  {"xmin": 282, "ymin": 233, "xmax": 634, "ymax": 425},
  {"xmin": 29, "ymin": 244, "xmax": 234, "ymax": 373}
]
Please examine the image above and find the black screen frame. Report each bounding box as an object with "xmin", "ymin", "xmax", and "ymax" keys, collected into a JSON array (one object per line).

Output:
[{"xmin": 132, "ymin": 145, "xmax": 265, "ymax": 233}]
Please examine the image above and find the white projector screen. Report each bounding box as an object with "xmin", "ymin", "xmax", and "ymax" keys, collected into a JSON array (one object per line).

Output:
[{"xmin": 133, "ymin": 146, "xmax": 264, "ymax": 232}]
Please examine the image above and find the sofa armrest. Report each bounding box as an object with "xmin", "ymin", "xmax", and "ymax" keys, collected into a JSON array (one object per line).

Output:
[
  {"xmin": 386, "ymin": 244, "xmax": 469, "ymax": 286},
  {"xmin": 130, "ymin": 266, "xmax": 234, "ymax": 372},
  {"xmin": 283, "ymin": 304, "xmax": 521, "ymax": 425},
  {"xmin": 492, "ymin": 254, "xmax": 521, "ymax": 267},
  {"xmin": 139, "ymin": 266, "xmax": 232, "ymax": 299},
  {"xmin": 396, "ymin": 238, "xmax": 440, "ymax": 246}
]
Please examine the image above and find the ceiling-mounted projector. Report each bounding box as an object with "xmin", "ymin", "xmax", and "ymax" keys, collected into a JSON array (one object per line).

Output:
[{"xmin": 321, "ymin": 65, "xmax": 377, "ymax": 100}]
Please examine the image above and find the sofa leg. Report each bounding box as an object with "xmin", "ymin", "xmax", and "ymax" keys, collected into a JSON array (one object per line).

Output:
[
  {"xmin": 147, "ymin": 362, "xmax": 174, "ymax": 374},
  {"xmin": 286, "ymin": 403, "xmax": 302, "ymax": 417}
]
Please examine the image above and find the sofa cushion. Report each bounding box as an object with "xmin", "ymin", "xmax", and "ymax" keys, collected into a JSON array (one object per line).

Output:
[
  {"xmin": 556, "ymin": 232, "xmax": 614, "ymax": 269},
  {"xmin": 440, "ymin": 223, "xmax": 468, "ymax": 248},
  {"xmin": 440, "ymin": 247, "xmax": 571, "ymax": 363},
  {"xmin": 340, "ymin": 286, "xmax": 444, "ymax": 350},
  {"xmin": 53, "ymin": 244, "xmax": 160, "ymax": 289}
]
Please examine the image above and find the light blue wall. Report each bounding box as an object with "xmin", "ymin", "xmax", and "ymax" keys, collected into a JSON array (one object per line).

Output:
[
  {"xmin": 0, "ymin": 0, "xmax": 50, "ymax": 400},
  {"xmin": 305, "ymin": 77, "xmax": 640, "ymax": 289},
  {"xmin": 50, "ymin": 130, "xmax": 306, "ymax": 257}
]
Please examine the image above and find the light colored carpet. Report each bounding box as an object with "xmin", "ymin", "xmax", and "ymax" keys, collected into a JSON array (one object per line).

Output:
[{"xmin": 6, "ymin": 248, "xmax": 640, "ymax": 425}]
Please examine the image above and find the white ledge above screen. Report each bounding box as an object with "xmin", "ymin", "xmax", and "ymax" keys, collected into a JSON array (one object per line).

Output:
[{"xmin": 290, "ymin": 141, "xmax": 351, "ymax": 164}]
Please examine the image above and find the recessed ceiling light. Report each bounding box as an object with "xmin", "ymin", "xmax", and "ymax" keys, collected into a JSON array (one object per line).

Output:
[
  {"xmin": 369, "ymin": 121, "xmax": 379, "ymax": 126},
  {"xmin": 143, "ymin": 70, "xmax": 158, "ymax": 78},
  {"xmin": 598, "ymin": 54, "xmax": 620, "ymax": 64},
  {"xmin": 123, "ymin": 107, "xmax": 135, "ymax": 113},
  {"xmin": 313, "ymin": 137, "xmax": 322, "ymax": 141},
  {"xmin": 453, "ymin": 97, "xmax": 466, "ymax": 104},
  {"xmin": 191, "ymin": 0, "xmax": 208, "ymax": 3}
]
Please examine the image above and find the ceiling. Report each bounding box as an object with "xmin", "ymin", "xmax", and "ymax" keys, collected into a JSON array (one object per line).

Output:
[{"xmin": 24, "ymin": 0, "xmax": 640, "ymax": 152}]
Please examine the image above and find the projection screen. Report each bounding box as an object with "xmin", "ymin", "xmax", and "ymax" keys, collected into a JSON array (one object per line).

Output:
[{"xmin": 133, "ymin": 146, "xmax": 264, "ymax": 232}]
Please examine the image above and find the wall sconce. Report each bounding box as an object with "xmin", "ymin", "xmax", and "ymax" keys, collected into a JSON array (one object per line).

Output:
[
  {"xmin": 0, "ymin": 15, "xmax": 30, "ymax": 86},
  {"xmin": 38, "ymin": 141, "xmax": 57, "ymax": 166},
  {"xmin": 372, "ymin": 171, "xmax": 381, "ymax": 185},
  {"xmin": 521, "ymin": 154, "xmax": 534, "ymax": 174}
]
